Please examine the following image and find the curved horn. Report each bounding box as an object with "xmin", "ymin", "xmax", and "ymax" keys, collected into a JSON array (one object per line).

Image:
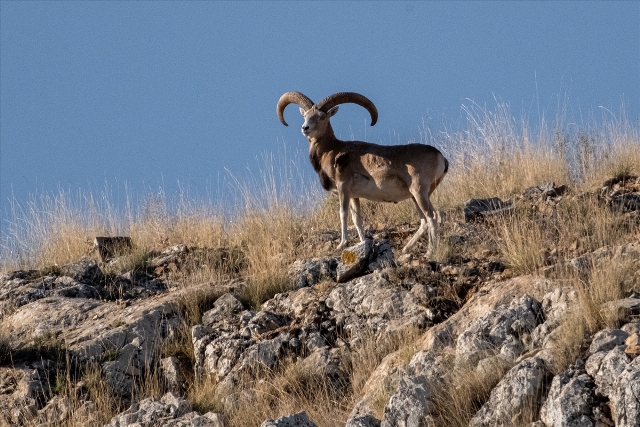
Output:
[
  {"xmin": 277, "ymin": 92, "xmax": 314, "ymax": 126},
  {"xmin": 316, "ymin": 92, "xmax": 378, "ymax": 126}
]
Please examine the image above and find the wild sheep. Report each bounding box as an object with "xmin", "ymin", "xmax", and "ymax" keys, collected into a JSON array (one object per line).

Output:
[{"xmin": 277, "ymin": 91, "xmax": 449, "ymax": 255}]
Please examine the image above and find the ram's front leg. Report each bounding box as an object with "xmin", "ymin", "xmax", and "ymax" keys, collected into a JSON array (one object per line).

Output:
[
  {"xmin": 337, "ymin": 191, "xmax": 350, "ymax": 250},
  {"xmin": 350, "ymin": 198, "xmax": 365, "ymax": 242}
]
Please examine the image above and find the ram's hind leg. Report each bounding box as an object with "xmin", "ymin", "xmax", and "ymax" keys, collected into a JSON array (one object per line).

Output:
[{"xmin": 403, "ymin": 189, "xmax": 437, "ymax": 256}]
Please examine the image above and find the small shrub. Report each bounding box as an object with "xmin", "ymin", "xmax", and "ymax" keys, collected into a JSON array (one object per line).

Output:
[
  {"xmin": 52, "ymin": 374, "xmax": 68, "ymax": 395},
  {"xmin": 110, "ymin": 319, "xmax": 126, "ymax": 328}
]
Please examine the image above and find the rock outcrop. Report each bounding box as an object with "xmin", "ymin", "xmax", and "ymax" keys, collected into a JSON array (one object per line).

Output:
[{"xmin": 1, "ymin": 179, "xmax": 640, "ymax": 427}]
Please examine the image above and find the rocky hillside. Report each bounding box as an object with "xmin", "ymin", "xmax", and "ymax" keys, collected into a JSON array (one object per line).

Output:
[{"xmin": 1, "ymin": 177, "xmax": 639, "ymax": 427}]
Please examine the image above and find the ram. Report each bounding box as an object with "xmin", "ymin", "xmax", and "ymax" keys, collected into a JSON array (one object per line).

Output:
[{"xmin": 277, "ymin": 91, "xmax": 448, "ymax": 255}]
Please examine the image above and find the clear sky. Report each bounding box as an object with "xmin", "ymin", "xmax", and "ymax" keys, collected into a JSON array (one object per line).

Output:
[{"xmin": 1, "ymin": 1, "xmax": 638, "ymax": 220}]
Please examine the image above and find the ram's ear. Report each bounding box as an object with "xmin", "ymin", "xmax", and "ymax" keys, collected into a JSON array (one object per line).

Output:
[
  {"xmin": 327, "ymin": 106, "xmax": 339, "ymax": 117},
  {"xmin": 299, "ymin": 107, "xmax": 307, "ymax": 116}
]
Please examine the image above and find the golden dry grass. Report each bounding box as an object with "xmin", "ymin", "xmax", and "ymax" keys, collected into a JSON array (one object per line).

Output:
[{"xmin": 430, "ymin": 356, "xmax": 512, "ymax": 427}]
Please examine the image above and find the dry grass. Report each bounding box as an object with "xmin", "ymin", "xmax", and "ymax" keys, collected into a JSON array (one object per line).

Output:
[
  {"xmin": 220, "ymin": 363, "xmax": 351, "ymax": 427},
  {"xmin": 492, "ymin": 210, "xmax": 549, "ymax": 275},
  {"xmin": 575, "ymin": 256, "xmax": 639, "ymax": 332},
  {"xmin": 430, "ymin": 354, "xmax": 512, "ymax": 427},
  {"xmin": 541, "ymin": 254, "xmax": 639, "ymax": 374},
  {"xmin": 543, "ymin": 312, "xmax": 588, "ymax": 375}
]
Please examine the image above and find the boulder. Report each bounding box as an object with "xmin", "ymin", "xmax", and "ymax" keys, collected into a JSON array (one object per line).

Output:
[
  {"xmin": 104, "ymin": 392, "xmax": 224, "ymax": 427},
  {"xmin": 337, "ymin": 240, "xmax": 375, "ymax": 283},
  {"xmin": 582, "ymin": 340, "xmax": 639, "ymax": 427},
  {"xmin": 610, "ymin": 356, "xmax": 640, "ymax": 427},
  {"xmin": 469, "ymin": 357, "xmax": 551, "ymax": 427},
  {"xmin": 588, "ymin": 328, "xmax": 629, "ymax": 354},
  {"xmin": 60, "ymin": 256, "xmax": 104, "ymax": 284},
  {"xmin": 297, "ymin": 346, "xmax": 344, "ymax": 379},
  {"xmin": 289, "ymin": 257, "xmax": 338, "ymax": 288},
  {"xmin": 102, "ymin": 339, "xmax": 146, "ymax": 398},
  {"xmin": 585, "ymin": 345, "xmax": 631, "ymax": 398},
  {"xmin": 94, "ymin": 236, "xmax": 133, "ymax": 263},
  {"xmin": 463, "ymin": 197, "xmax": 515, "ymax": 222},
  {"xmin": 539, "ymin": 361, "xmax": 597, "ymax": 427},
  {"xmin": 380, "ymin": 350, "xmax": 448, "ymax": 427},
  {"xmin": 336, "ymin": 240, "xmax": 394, "ymax": 283},
  {"xmin": 455, "ymin": 294, "xmax": 544, "ymax": 368},
  {"xmin": 202, "ymin": 293, "xmax": 245, "ymax": 327},
  {"xmin": 381, "ymin": 375, "xmax": 431, "ymax": 427}
]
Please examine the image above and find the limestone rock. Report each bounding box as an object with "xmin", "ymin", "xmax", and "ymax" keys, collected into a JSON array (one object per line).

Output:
[
  {"xmin": 202, "ymin": 293, "xmax": 244, "ymax": 327},
  {"xmin": 0, "ymin": 362, "xmax": 51, "ymax": 425},
  {"xmin": 102, "ymin": 340, "xmax": 146, "ymax": 398},
  {"xmin": 539, "ymin": 361, "xmax": 597, "ymax": 427},
  {"xmin": 610, "ymin": 356, "xmax": 640, "ymax": 427},
  {"xmin": 540, "ymin": 287, "xmax": 577, "ymax": 326},
  {"xmin": 260, "ymin": 411, "xmax": 317, "ymax": 427},
  {"xmin": 289, "ymin": 257, "xmax": 338, "ymax": 288},
  {"xmin": 337, "ymin": 239, "xmax": 375, "ymax": 283},
  {"xmin": 588, "ymin": 328, "xmax": 629, "ymax": 354},
  {"xmin": 380, "ymin": 350, "xmax": 448, "ymax": 427},
  {"xmin": 297, "ymin": 346, "xmax": 345, "ymax": 379},
  {"xmin": 381, "ymin": 374, "xmax": 431, "ymax": 427},
  {"xmin": 455, "ymin": 294, "xmax": 544, "ymax": 368},
  {"xmin": 60, "ymin": 256, "xmax": 104, "ymax": 284},
  {"xmin": 37, "ymin": 395, "xmax": 72, "ymax": 425},
  {"xmin": 522, "ymin": 182, "xmax": 568, "ymax": 201},
  {"xmin": 336, "ymin": 239, "xmax": 395, "ymax": 283},
  {"xmin": 236, "ymin": 333, "xmax": 290, "ymax": 373},
  {"xmin": 247, "ymin": 310, "xmax": 287, "ymax": 335},
  {"xmin": 469, "ymin": 357, "xmax": 551, "ymax": 427},
  {"xmin": 160, "ymin": 356, "xmax": 188, "ymax": 393},
  {"xmin": 345, "ymin": 415, "xmax": 381, "ymax": 427},
  {"xmin": 104, "ymin": 392, "xmax": 223, "ymax": 427},
  {"xmin": 351, "ymin": 276, "xmax": 556, "ymax": 426},
  {"xmin": 585, "ymin": 345, "xmax": 631, "ymax": 398},
  {"xmin": 531, "ymin": 287, "xmax": 577, "ymax": 348},
  {"xmin": 567, "ymin": 242, "xmax": 640, "ymax": 278}
]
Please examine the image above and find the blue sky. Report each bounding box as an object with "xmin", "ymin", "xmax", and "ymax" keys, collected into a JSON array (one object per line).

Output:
[{"xmin": 1, "ymin": 1, "xmax": 638, "ymax": 221}]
